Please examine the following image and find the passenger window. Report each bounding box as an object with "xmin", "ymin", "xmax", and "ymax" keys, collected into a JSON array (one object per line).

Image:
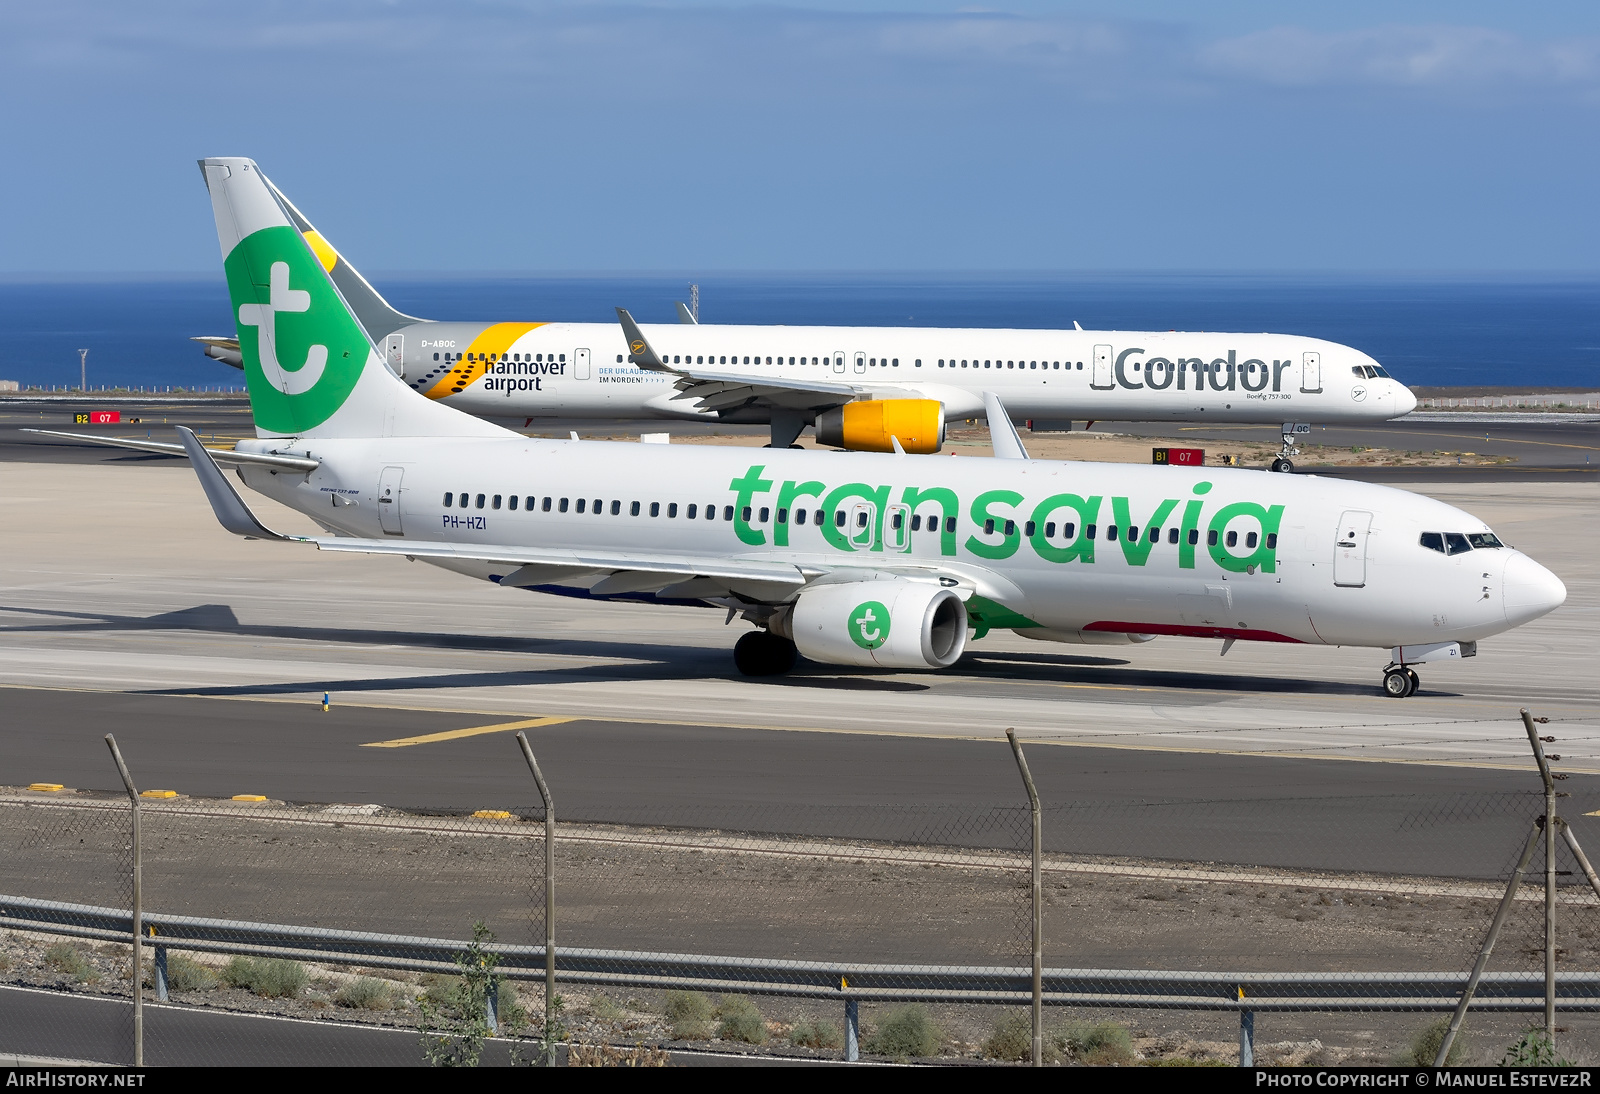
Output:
[
  {"xmin": 742, "ymin": 506, "xmax": 753, "ymax": 522},
  {"xmin": 817, "ymin": 510, "xmax": 827, "ymax": 526},
  {"xmin": 1225, "ymin": 530, "xmax": 1236, "ymax": 547},
  {"xmin": 777, "ymin": 508, "xmax": 788, "ymax": 524},
  {"xmin": 492, "ymin": 495, "xmax": 502, "ymax": 510},
  {"xmin": 1108, "ymin": 525, "xmax": 1118, "ymax": 541},
  {"xmin": 687, "ymin": 503, "xmax": 698, "ymax": 519},
  {"xmin": 668, "ymin": 503, "xmax": 678, "ymax": 518},
  {"xmin": 1168, "ymin": 528, "xmax": 1178, "ymax": 544},
  {"xmin": 1208, "ymin": 530, "xmax": 1219, "ymax": 546},
  {"xmin": 559, "ymin": 498, "xmax": 569, "ymax": 513},
  {"xmin": 795, "ymin": 508, "xmax": 807, "ymax": 525},
  {"xmin": 835, "ymin": 511, "xmax": 846, "ymax": 528},
  {"xmin": 650, "ymin": 502, "xmax": 659, "ymax": 517},
  {"xmin": 891, "ymin": 511, "xmax": 903, "ymax": 530},
  {"xmin": 611, "ymin": 500, "xmax": 622, "ymax": 515},
  {"xmin": 1265, "ymin": 533, "xmax": 1277, "ymax": 549},
  {"xmin": 1246, "ymin": 531, "xmax": 1257, "ymax": 548},
  {"xmin": 706, "ymin": 504, "xmax": 716, "ymax": 520},
  {"xmin": 1128, "ymin": 525, "xmax": 1139, "ymax": 542},
  {"xmin": 1445, "ymin": 532, "xmax": 1472, "ymax": 554},
  {"xmin": 475, "ymin": 494, "xmax": 486, "ymax": 509},
  {"xmin": 1188, "ymin": 529, "xmax": 1199, "ymax": 545},
  {"xmin": 759, "ymin": 507, "xmax": 771, "ymax": 523},
  {"xmin": 576, "ymin": 499, "xmax": 586, "ymax": 513},
  {"xmin": 443, "ymin": 492, "xmax": 453, "ymax": 507},
  {"xmin": 984, "ymin": 518, "xmax": 996, "ymax": 535},
  {"xmin": 1044, "ymin": 521, "xmax": 1055, "ymax": 538},
  {"xmin": 1023, "ymin": 520, "xmax": 1036, "ymax": 537},
  {"xmin": 508, "ymin": 496, "xmax": 518, "ymax": 511},
  {"xmin": 527, "ymin": 496, "xmax": 536, "ymax": 511},
  {"xmin": 910, "ymin": 514, "xmax": 921, "ymax": 531},
  {"xmin": 856, "ymin": 512, "xmax": 868, "ymax": 528},
  {"xmin": 542, "ymin": 497, "xmax": 552, "ymax": 512},
  {"xmin": 723, "ymin": 506, "xmax": 734, "ymax": 521},
  {"xmin": 1003, "ymin": 519, "xmax": 1016, "ymax": 536},
  {"xmin": 631, "ymin": 501, "xmax": 641, "ymax": 516},
  {"xmin": 1062, "ymin": 522, "xmax": 1075, "ymax": 539},
  {"xmin": 945, "ymin": 516, "xmax": 957, "ymax": 534}
]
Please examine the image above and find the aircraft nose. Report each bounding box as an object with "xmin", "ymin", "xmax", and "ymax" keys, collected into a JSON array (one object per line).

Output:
[
  {"xmin": 1394, "ymin": 384, "xmax": 1418, "ymax": 415},
  {"xmin": 1503, "ymin": 552, "xmax": 1567, "ymax": 625}
]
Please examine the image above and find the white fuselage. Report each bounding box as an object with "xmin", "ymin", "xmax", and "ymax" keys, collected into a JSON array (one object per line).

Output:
[
  {"xmin": 388, "ymin": 322, "xmax": 1416, "ymax": 426},
  {"xmin": 238, "ymin": 435, "xmax": 1558, "ymax": 652}
]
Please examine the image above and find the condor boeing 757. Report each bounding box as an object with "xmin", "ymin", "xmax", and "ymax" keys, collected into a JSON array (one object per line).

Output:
[
  {"xmin": 193, "ymin": 166, "xmax": 1416, "ymax": 470},
  {"xmin": 62, "ymin": 157, "xmax": 1552, "ymax": 702}
]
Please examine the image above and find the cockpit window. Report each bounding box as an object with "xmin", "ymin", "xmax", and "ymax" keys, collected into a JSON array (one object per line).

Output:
[
  {"xmin": 1353, "ymin": 365, "xmax": 1393, "ymax": 379},
  {"xmin": 1444, "ymin": 533, "xmax": 1472, "ymax": 555},
  {"xmin": 1467, "ymin": 532, "xmax": 1503, "ymax": 549},
  {"xmin": 1419, "ymin": 532, "xmax": 1444, "ymax": 553}
]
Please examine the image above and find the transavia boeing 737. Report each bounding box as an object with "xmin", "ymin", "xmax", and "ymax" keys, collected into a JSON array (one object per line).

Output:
[
  {"xmin": 50, "ymin": 158, "xmax": 1560, "ymax": 699},
  {"xmin": 191, "ymin": 165, "xmax": 1417, "ymax": 471}
]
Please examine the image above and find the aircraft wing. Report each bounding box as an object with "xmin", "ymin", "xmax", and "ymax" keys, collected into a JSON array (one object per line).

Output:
[{"xmin": 25, "ymin": 428, "xmax": 320, "ymax": 472}]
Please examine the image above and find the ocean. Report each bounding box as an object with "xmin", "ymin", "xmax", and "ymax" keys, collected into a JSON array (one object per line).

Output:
[{"xmin": 1, "ymin": 273, "xmax": 1596, "ymax": 393}]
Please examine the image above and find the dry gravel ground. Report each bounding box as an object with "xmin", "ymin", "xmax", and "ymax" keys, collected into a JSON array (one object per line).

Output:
[{"xmin": 6, "ymin": 791, "xmax": 1600, "ymax": 1064}]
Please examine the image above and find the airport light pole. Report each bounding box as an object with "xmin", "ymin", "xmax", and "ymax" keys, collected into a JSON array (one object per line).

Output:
[{"xmin": 79, "ymin": 349, "xmax": 88, "ymax": 393}]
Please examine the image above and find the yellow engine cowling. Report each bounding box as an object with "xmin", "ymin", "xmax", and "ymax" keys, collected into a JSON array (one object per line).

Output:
[{"xmin": 814, "ymin": 399, "xmax": 945, "ymax": 453}]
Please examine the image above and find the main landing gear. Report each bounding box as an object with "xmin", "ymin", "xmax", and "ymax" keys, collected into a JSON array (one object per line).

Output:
[
  {"xmin": 734, "ymin": 630, "xmax": 798, "ymax": 677},
  {"xmin": 1382, "ymin": 664, "xmax": 1421, "ymax": 699}
]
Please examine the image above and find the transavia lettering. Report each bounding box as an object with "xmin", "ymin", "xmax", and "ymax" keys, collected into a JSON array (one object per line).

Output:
[
  {"xmin": 1112, "ymin": 348, "xmax": 1294, "ymax": 393},
  {"xmin": 727, "ymin": 464, "xmax": 1284, "ymax": 574}
]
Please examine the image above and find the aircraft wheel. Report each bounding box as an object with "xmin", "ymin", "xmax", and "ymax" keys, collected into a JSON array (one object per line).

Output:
[
  {"xmin": 734, "ymin": 630, "xmax": 798, "ymax": 677},
  {"xmin": 1271, "ymin": 458, "xmax": 1295, "ymax": 473},
  {"xmin": 1383, "ymin": 667, "xmax": 1415, "ymax": 698},
  {"xmin": 1406, "ymin": 668, "xmax": 1421, "ymax": 693}
]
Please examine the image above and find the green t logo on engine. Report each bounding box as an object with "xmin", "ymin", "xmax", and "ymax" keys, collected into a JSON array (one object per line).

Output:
[{"xmin": 849, "ymin": 600, "xmax": 890, "ymax": 650}]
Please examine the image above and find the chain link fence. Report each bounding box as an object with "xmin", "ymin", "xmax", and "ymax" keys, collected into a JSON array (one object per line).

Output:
[{"xmin": 3, "ymin": 713, "xmax": 1598, "ymax": 1067}]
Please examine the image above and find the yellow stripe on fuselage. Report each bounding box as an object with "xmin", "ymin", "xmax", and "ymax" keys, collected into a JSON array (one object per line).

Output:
[{"xmin": 422, "ymin": 322, "xmax": 546, "ymax": 401}]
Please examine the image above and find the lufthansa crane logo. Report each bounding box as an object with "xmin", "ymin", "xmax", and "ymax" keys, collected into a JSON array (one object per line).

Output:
[
  {"xmin": 630, "ymin": 339, "xmax": 646, "ymax": 355},
  {"xmin": 848, "ymin": 600, "xmax": 890, "ymax": 650}
]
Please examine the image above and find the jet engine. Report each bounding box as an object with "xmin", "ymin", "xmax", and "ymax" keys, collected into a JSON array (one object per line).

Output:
[
  {"xmin": 778, "ymin": 578, "xmax": 968, "ymax": 669},
  {"xmin": 815, "ymin": 399, "xmax": 945, "ymax": 454}
]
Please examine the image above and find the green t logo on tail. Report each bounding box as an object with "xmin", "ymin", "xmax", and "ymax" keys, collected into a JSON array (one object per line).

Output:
[
  {"xmin": 224, "ymin": 225, "xmax": 369, "ymax": 435},
  {"xmin": 849, "ymin": 600, "xmax": 890, "ymax": 650}
]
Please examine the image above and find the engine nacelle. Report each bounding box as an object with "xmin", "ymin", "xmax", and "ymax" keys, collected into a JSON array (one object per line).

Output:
[
  {"xmin": 815, "ymin": 399, "xmax": 945, "ymax": 454},
  {"xmin": 783, "ymin": 578, "xmax": 968, "ymax": 669}
]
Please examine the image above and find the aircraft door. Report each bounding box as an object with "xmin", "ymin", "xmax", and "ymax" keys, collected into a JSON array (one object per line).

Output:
[
  {"xmin": 849, "ymin": 501, "xmax": 878, "ymax": 549},
  {"xmin": 383, "ymin": 334, "xmax": 404, "ymax": 377},
  {"xmin": 1091, "ymin": 344, "xmax": 1114, "ymax": 389},
  {"xmin": 1333, "ymin": 509, "xmax": 1372, "ymax": 588},
  {"xmin": 378, "ymin": 466, "xmax": 405, "ymax": 536},
  {"xmin": 1300, "ymin": 351, "xmax": 1322, "ymax": 393},
  {"xmin": 833, "ymin": 352, "xmax": 845, "ymax": 374},
  {"xmin": 885, "ymin": 504, "xmax": 910, "ymax": 552},
  {"xmin": 854, "ymin": 352, "xmax": 866, "ymax": 374},
  {"xmin": 575, "ymin": 348, "xmax": 591, "ymax": 380}
]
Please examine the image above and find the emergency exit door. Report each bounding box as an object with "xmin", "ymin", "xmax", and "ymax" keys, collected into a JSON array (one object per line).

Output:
[
  {"xmin": 1091, "ymin": 345, "xmax": 1114, "ymax": 389},
  {"xmin": 574, "ymin": 348, "xmax": 591, "ymax": 380},
  {"xmin": 1300, "ymin": 351, "xmax": 1322, "ymax": 393}
]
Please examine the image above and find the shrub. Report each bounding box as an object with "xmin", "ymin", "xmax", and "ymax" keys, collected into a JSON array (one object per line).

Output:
[
  {"xmin": 1500, "ymin": 1028, "xmax": 1573, "ymax": 1068},
  {"xmin": 590, "ymin": 994, "xmax": 626, "ymax": 1023},
  {"xmin": 714, "ymin": 995, "xmax": 767, "ymax": 1044},
  {"xmin": 336, "ymin": 976, "xmax": 396, "ymax": 1010},
  {"xmin": 419, "ymin": 973, "xmax": 461, "ymax": 1011},
  {"xmin": 863, "ymin": 1004, "xmax": 942, "ymax": 1059},
  {"xmin": 1057, "ymin": 1020, "xmax": 1137, "ymax": 1066},
  {"xmin": 223, "ymin": 956, "xmax": 307, "ymax": 998},
  {"xmin": 165, "ymin": 954, "xmax": 219, "ymax": 992},
  {"xmin": 789, "ymin": 1019, "xmax": 843, "ymax": 1051},
  {"xmin": 44, "ymin": 943, "xmax": 94, "ymax": 981},
  {"xmin": 985, "ymin": 1012, "xmax": 1061, "ymax": 1062},
  {"xmin": 1408, "ymin": 1018, "xmax": 1469, "ymax": 1066},
  {"xmin": 663, "ymin": 990, "xmax": 714, "ymax": 1040},
  {"xmin": 0, "ymin": 952, "xmax": 12, "ymax": 972}
]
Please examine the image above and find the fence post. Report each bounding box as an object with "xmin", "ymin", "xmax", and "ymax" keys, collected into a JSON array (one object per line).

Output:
[
  {"xmin": 151, "ymin": 927, "xmax": 167, "ymax": 1003},
  {"xmin": 1522, "ymin": 708, "xmax": 1558, "ymax": 1041},
  {"xmin": 485, "ymin": 980, "xmax": 499, "ymax": 1034},
  {"xmin": 844, "ymin": 994, "xmax": 859, "ymax": 1062},
  {"xmin": 515, "ymin": 732, "xmax": 556, "ymax": 1067},
  {"xmin": 104, "ymin": 734, "xmax": 142, "ymax": 1068},
  {"xmin": 1238, "ymin": 987, "xmax": 1254, "ymax": 1066},
  {"xmin": 1006, "ymin": 729, "xmax": 1042, "ymax": 1068}
]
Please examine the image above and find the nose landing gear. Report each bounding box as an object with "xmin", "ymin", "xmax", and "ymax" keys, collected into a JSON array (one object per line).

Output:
[
  {"xmin": 1382, "ymin": 664, "xmax": 1421, "ymax": 698},
  {"xmin": 1272, "ymin": 422, "xmax": 1310, "ymax": 472}
]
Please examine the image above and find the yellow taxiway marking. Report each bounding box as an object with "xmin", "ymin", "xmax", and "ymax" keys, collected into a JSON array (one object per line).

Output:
[{"xmin": 361, "ymin": 715, "xmax": 575, "ymax": 748}]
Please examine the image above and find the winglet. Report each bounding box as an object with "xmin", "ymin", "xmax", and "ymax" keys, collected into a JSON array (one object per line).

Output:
[
  {"xmin": 615, "ymin": 308, "xmax": 672, "ymax": 372},
  {"xmin": 675, "ymin": 301, "xmax": 699, "ymax": 325},
  {"xmin": 176, "ymin": 426, "xmax": 291, "ymax": 540},
  {"xmin": 982, "ymin": 392, "xmax": 1030, "ymax": 460}
]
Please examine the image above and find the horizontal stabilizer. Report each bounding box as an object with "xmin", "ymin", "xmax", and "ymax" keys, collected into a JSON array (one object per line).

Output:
[
  {"xmin": 24, "ymin": 429, "xmax": 320, "ymax": 472},
  {"xmin": 192, "ymin": 335, "xmax": 242, "ymax": 369}
]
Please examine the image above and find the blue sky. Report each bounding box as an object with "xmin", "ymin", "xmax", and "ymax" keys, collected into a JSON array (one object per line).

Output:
[{"xmin": 2, "ymin": 1, "xmax": 1597, "ymax": 273}]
